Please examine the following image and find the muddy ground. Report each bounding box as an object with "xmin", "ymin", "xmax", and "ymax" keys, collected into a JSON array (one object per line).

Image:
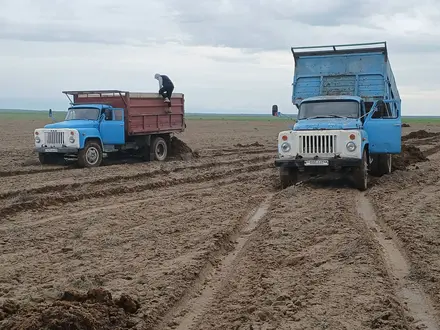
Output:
[{"xmin": 1, "ymin": 118, "xmax": 440, "ymax": 329}]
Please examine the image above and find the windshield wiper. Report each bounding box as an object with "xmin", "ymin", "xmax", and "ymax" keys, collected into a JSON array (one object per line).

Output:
[{"xmin": 306, "ymin": 115, "xmax": 348, "ymax": 120}]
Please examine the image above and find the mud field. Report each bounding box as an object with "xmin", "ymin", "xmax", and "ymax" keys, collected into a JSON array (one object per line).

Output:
[{"xmin": 1, "ymin": 118, "xmax": 440, "ymax": 330}]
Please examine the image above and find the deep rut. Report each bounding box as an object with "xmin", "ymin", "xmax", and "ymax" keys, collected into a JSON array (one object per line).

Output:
[
  {"xmin": 357, "ymin": 193, "xmax": 439, "ymax": 330},
  {"xmin": 157, "ymin": 195, "xmax": 273, "ymax": 330}
]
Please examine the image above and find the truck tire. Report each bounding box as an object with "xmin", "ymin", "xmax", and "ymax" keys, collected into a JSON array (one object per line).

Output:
[
  {"xmin": 370, "ymin": 154, "xmax": 392, "ymax": 176},
  {"xmin": 280, "ymin": 167, "xmax": 298, "ymax": 189},
  {"xmin": 382, "ymin": 154, "xmax": 392, "ymax": 174},
  {"xmin": 353, "ymin": 149, "xmax": 368, "ymax": 191},
  {"xmin": 151, "ymin": 137, "xmax": 168, "ymax": 161},
  {"xmin": 78, "ymin": 140, "xmax": 103, "ymax": 168}
]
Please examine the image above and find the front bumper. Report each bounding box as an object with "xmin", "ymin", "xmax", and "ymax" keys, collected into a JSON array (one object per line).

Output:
[
  {"xmin": 35, "ymin": 147, "xmax": 79, "ymax": 154},
  {"xmin": 275, "ymin": 157, "xmax": 362, "ymax": 170}
]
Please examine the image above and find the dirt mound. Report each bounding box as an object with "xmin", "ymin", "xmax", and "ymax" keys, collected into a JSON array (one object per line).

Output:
[
  {"xmin": 402, "ymin": 130, "xmax": 440, "ymax": 141},
  {"xmin": 392, "ymin": 144, "xmax": 428, "ymax": 171},
  {"xmin": 1, "ymin": 288, "xmax": 140, "ymax": 330},
  {"xmin": 234, "ymin": 142, "xmax": 264, "ymax": 148},
  {"xmin": 401, "ymin": 123, "xmax": 410, "ymax": 127},
  {"xmin": 170, "ymin": 136, "xmax": 200, "ymax": 160}
]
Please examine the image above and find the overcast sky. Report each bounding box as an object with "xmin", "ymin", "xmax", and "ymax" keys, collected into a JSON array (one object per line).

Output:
[{"xmin": 1, "ymin": 0, "xmax": 439, "ymax": 115}]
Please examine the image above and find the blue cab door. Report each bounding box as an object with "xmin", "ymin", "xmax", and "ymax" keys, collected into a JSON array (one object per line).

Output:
[
  {"xmin": 99, "ymin": 108, "xmax": 125, "ymax": 145},
  {"xmin": 363, "ymin": 99, "xmax": 401, "ymax": 154}
]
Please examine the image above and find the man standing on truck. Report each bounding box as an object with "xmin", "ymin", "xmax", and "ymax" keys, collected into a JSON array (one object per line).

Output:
[{"xmin": 154, "ymin": 73, "xmax": 174, "ymax": 106}]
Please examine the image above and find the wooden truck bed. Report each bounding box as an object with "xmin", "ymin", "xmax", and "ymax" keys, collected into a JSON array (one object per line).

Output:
[{"xmin": 63, "ymin": 90, "xmax": 185, "ymax": 136}]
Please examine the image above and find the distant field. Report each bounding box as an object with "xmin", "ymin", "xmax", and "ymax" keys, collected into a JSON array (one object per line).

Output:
[{"xmin": 0, "ymin": 109, "xmax": 439, "ymax": 124}]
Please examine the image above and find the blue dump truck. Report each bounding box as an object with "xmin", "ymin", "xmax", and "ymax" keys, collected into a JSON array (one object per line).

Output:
[
  {"xmin": 273, "ymin": 42, "xmax": 401, "ymax": 190},
  {"xmin": 34, "ymin": 90, "xmax": 186, "ymax": 167}
]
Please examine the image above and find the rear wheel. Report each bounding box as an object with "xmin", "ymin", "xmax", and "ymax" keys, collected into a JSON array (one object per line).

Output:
[
  {"xmin": 151, "ymin": 137, "xmax": 168, "ymax": 161},
  {"xmin": 279, "ymin": 167, "xmax": 298, "ymax": 189},
  {"xmin": 78, "ymin": 141, "xmax": 103, "ymax": 168},
  {"xmin": 370, "ymin": 154, "xmax": 392, "ymax": 176},
  {"xmin": 353, "ymin": 149, "xmax": 368, "ymax": 191},
  {"xmin": 383, "ymin": 154, "xmax": 392, "ymax": 174}
]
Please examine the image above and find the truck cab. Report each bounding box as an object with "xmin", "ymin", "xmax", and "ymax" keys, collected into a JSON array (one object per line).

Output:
[
  {"xmin": 34, "ymin": 103, "xmax": 125, "ymax": 167},
  {"xmin": 273, "ymin": 42, "xmax": 402, "ymax": 191}
]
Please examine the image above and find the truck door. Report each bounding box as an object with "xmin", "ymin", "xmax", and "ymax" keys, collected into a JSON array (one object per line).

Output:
[
  {"xmin": 363, "ymin": 99, "xmax": 401, "ymax": 154},
  {"xmin": 99, "ymin": 108, "xmax": 125, "ymax": 145}
]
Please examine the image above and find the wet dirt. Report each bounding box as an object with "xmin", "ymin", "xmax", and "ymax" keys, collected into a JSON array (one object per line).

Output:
[
  {"xmin": 1, "ymin": 288, "xmax": 139, "ymax": 330},
  {"xmin": 392, "ymin": 144, "xmax": 429, "ymax": 171},
  {"xmin": 402, "ymin": 130, "xmax": 440, "ymax": 141},
  {"xmin": 1, "ymin": 118, "xmax": 440, "ymax": 329},
  {"xmin": 169, "ymin": 136, "xmax": 200, "ymax": 160}
]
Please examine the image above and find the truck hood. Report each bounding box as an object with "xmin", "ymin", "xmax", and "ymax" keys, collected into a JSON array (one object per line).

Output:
[
  {"xmin": 293, "ymin": 118, "xmax": 361, "ymax": 131},
  {"xmin": 44, "ymin": 120, "xmax": 99, "ymax": 129}
]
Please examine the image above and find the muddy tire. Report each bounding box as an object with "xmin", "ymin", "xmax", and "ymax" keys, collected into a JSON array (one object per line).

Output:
[
  {"xmin": 370, "ymin": 154, "xmax": 392, "ymax": 176},
  {"xmin": 151, "ymin": 137, "xmax": 168, "ymax": 161},
  {"xmin": 78, "ymin": 141, "xmax": 103, "ymax": 168},
  {"xmin": 382, "ymin": 154, "xmax": 392, "ymax": 174},
  {"xmin": 353, "ymin": 149, "xmax": 368, "ymax": 191},
  {"xmin": 280, "ymin": 167, "xmax": 298, "ymax": 189}
]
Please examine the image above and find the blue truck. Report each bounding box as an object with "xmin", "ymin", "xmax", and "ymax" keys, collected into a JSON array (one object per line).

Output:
[
  {"xmin": 34, "ymin": 90, "xmax": 186, "ymax": 167},
  {"xmin": 272, "ymin": 42, "xmax": 402, "ymax": 190}
]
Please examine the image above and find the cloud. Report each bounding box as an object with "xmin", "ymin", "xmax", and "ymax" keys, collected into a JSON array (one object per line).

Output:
[{"xmin": 0, "ymin": 0, "xmax": 439, "ymax": 115}]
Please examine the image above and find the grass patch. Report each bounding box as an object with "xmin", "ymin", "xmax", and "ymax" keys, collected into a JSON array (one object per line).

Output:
[{"xmin": 1, "ymin": 109, "xmax": 439, "ymax": 124}]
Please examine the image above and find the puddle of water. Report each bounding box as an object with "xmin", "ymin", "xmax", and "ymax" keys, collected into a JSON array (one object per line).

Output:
[{"xmin": 357, "ymin": 193, "xmax": 439, "ymax": 330}]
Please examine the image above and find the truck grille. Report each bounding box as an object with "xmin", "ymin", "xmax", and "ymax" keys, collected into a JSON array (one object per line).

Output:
[
  {"xmin": 299, "ymin": 134, "xmax": 337, "ymax": 154},
  {"xmin": 45, "ymin": 130, "xmax": 64, "ymax": 145}
]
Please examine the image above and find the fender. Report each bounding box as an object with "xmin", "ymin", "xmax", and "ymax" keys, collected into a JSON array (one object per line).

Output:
[
  {"xmin": 360, "ymin": 129, "xmax": 369, "ymax": 155},
  {"xmin": 77, "ymin": 128, "xmax": 103, "ymax": 149}
]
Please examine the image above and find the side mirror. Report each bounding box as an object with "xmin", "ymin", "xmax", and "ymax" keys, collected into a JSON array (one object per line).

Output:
[{"xmin": 272, "ymin": 104, "xmax": 278, "ymax": 116}]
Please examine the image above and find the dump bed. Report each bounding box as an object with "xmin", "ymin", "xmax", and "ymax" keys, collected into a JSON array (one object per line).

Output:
[
  {"xmin": 291, "ymin": 42, "xmax": 400, "ymax": 107},
  {"xmin": 63, "ymin": 90, "xmax": 185, "ymax": 136}
]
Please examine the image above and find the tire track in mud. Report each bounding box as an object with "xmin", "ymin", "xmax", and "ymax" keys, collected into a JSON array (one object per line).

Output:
[
  {"xmin": 156, "ymin": 195, "xmax": 273, "ymax": 330},
  {"xmin": 0, "ymin": 161, "xmax": 274, "ymax": 220},
  {"xmin": 0, "ymin": 147, "xmax": 275, "ymax": 178},
  {"xmin": 357, "ymin": 193, "xmax": 439, "ymax": 330},
  {"xmin": 0, "ymin": 169, "xmax": 277, "ymax": 231},
  {"xmin": 0, "ymin": 155, "xmax": 273, "ymax": 200}
]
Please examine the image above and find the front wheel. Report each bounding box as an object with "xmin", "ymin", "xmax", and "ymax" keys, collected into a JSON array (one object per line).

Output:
[
  {"xmin": 78, "ymin": 141, "xmax": 103, "ymax": 168},
  {"xmin": 279, "ymin": 167, "xmax": 298, "ymax": 189},
  {"xmin": 353, "ymin": 149, "xmax": 368, "ymax": 191}
]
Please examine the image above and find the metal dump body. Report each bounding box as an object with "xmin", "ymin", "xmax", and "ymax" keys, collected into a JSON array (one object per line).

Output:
[
  {"xmin": 291, "ymin": 42, "xmax": 399, "ymax": 107},
  {"xmin": 63, "ymin": 90, "xmax": 185, "ymax": 136}
]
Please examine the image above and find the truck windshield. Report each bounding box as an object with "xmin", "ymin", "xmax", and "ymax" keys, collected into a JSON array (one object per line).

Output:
[
  {"xmin": 65, "ymin": 108, "xmax": 100, "ymax": 120},
  {"xmin": 298, "ymin": 100, "xmax": 360, "ymax": 120}
]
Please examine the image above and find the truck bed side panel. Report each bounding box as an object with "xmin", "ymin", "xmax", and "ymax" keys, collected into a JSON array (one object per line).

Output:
[
  {"xmin": 127, "ymin": 96, "xmax": 184, "ymax": 135},
  {"xmin": 293, "ymin": 53, "xmax": 387, "ymax": 104},
  {"xmin": 73, "ymin": 93, "xmax": 185, "ymax": 136}
]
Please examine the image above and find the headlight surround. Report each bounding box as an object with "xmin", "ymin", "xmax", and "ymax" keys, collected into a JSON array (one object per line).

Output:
[
  {"xmin": 281, "ymin": 142, "xmax": 291, "ymax": 152},
  {"xmin": 69, "ymin": 136, "xmax": 75, "ymax": 143},
  {"xmin": 346, "ymin": 141, "xmax": 356, "ymax": 152},
  {"xmin": 35, "ymin": 136, "xmax": 40, "ymax": 143}
]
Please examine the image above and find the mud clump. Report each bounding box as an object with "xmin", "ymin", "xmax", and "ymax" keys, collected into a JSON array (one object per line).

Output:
[
  {"xmin": 392, "ymin": 144, "xmax": 428, "ymax": 171},
  {"xmin": 401, "ymin": 123, "xmax": 410, "ymax": 127},
  {"xmin": 2, "ymin": 288, "xmax": 140, "ymax": 330},
  {"xmin": 402, "ymin": 130, "xmax": 440, "ymax": 141},
  {"xmin": 234, "ymin": 142, "xmax": 264, "ymax": 148},
  {"xmin": 169, "ymin": 136, "xmax": 200, "ymax": 160}
]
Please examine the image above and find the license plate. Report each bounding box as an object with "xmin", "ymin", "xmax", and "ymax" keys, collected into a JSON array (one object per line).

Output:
[
  {"xmin": 45, "ymin": 148, "xmax": 58, "ymax": 152},
  {"xmin": 304, "ymin": 160, "xmax": 329, "ymax": 166}
]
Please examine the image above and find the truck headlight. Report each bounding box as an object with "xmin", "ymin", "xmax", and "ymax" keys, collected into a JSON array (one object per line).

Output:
[
  {"xmin": 281, "ymin": 142, "xmax": 291, "ymax": 152},
  {"xmin": 69, "ymin": 136, "xmax": 75, "ymax": 143},
  {"xmin": 35, "ymin": 136, "xmax": 40, "ymax": 143},
  {"xmin": 346, "ymin": 141, "xmax": 356, "ymax": 152}
]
